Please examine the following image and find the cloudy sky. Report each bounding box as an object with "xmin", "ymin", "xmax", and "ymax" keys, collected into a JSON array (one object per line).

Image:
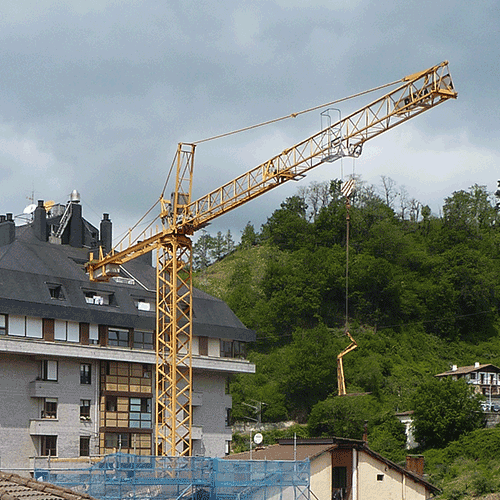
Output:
[{"xmin": 0, "ymin": 0, "xmax": 498, "ymax": 244}]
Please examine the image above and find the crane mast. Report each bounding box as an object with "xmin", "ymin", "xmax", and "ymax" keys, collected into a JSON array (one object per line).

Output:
[{"xmin": 87, "ymin": 61, "xmax": 457, "ymax": 457}]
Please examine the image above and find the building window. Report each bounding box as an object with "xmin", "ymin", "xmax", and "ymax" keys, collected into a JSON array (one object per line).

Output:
[
  {"xmin": 89, "ymin": 324, "xmax": 99, "ymax": 345},
  {"xmin": 0, "ymin": 314, "xmax": 6, "ymax": 335},
  {"xmin": 377, "ymin": 474, "xmax": 384, "ymax": 481},
  {"xmin": 106, "ymin": 396, "xmax": 118, "ymax": 412},
  {"xmin": 129, "ymin": 398, "xmax": 152, "ymax": 428},
  {"xmin": 41, "ymin": 360, "xmax": 58, "ymax": 381},
  {"xmin": 108, "ymin": 328, "xmax": 129, "ymax": 347},
  {"xmin": 225, "ymin": 441, "xmax": 231, "ymax": 456},
  {"xmin": 84, "ymin": 291, "xmax": 116, "ymax": 306},
  {"xmin": 80, "ymin": 363, "xmax": 91, "ymax": 384},
  {"xmin": 54, "ymin": 320, "xmax": 80, "ymax": 342},
  {"xmin": 8, "ymin": 315, "xmax": 42, "ymax": 338},
  {"xmin": 80, "ymin": 436, "xmax": 90, "ymax": 457},
  {"xmin": 133, "ymin": 331, "xmax": 154, "ymax": 350},
  {"xmin": 42, "ymin": 398, "xmax": 57, "ymax": 419},
  {"xmin": 470, "ymin": 372, "xmax": 477, "ymax": 380},
  {"xmin": 80, "ymin": 400, "xmax": 91, "ymax": 420},
  {"xmin": 47, "ymin": 284, "xmax": 65, "ymax": 300},
  {"xmin": 105, "ymin": 433, "xmax": 129, "ymax": 449},
  {"xmin": 134, "ymin": 298, "xmax": 154, "ymax": 312},
  {"xmin": 225, "ymin": 408, "xmax": 231, "ymax": 427},
  {"xmin": 40, "ymin": 436, "xmax": 57, "ymax": 456},
  {"xmin": 199, "ymin": 336, "xmax": 208, "ymax": 356}
]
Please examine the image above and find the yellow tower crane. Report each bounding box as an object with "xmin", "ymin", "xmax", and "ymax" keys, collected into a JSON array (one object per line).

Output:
[{"xmin": 86, "ymin": 61, "xmax": 457, "ymax": 457}]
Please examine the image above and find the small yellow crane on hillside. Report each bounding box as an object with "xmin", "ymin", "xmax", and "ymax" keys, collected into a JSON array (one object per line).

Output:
[{"xmin": 87, "ymin": 61, "xmax": 457, "ymax": 456}]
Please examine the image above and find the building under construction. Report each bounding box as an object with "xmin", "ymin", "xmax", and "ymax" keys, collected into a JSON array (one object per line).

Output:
[{"xmin": 34, "ymin": 453, "xmax": 310, "ymax": 500}]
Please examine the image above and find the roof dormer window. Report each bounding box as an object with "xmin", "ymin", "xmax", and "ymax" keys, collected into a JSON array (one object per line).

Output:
[
  {"xmin": 47, "ymin": 283, "xmax": 65, "ymax": 300},
  {"xmin": 84, "ymin": 290, "xmax": 116, "ymax": 306}
]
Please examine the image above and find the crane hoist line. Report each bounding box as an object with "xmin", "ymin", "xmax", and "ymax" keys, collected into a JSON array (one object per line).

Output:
[{"xmin": 86, "ymin": 61, "xmax": 457, "ymax": 457}]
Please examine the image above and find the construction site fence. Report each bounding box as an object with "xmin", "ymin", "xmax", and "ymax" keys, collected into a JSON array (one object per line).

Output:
[{"xmin": 34, "ymin": 453, "xmax": 310, "ymax": 500}]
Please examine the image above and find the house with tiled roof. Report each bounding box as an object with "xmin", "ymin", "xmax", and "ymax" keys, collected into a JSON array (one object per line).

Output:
[
  {"xmin": 0, "ymin": 192, "xmax": 255, "ymax": 473},
  {"xmin": 436, "ymin": 363, "xmax": 500, "ymax": 400},
  {"xmin": 229, "ymin": 438, "xmax": 439, "ymax": 500}
]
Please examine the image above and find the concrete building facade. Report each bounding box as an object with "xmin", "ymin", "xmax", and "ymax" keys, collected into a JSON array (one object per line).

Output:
[{"xmin": 0, "ymin": 193, "xmax": 255, "ymax": 472}]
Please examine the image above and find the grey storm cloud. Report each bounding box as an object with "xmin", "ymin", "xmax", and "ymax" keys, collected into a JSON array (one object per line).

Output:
[{"xmin": 0, "ymin": 0, "xmax": 498, "ymax": 242}]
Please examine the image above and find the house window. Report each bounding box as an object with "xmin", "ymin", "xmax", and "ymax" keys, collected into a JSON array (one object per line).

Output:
[
  {"xmin": 199, "ymin": 336, "xmax": 208, "ymax": 356},
  {"xmin": 0, "ymin": 314, "xmax": 6, "ymax": 335},
  {"xmin": 80, "ymin": 363, "xmax": 91, "ymax": 384},
  {"xmin": 225, "ymin": 441, "xmax": 231, "ymax": 456},
  {"xmin": 42, "ymin": 398, "xmax": 57, "ymax": 419},
  {"xmin": 108, "ymin": 328, "xmax": 129, "ymax": 347},
  {"xmin": 233, "ymin": 341, "xmax": 246, "ymax": 359},
  {"xmin": 40, "ymin": 435, "xmax": 57, "ymax": 456},
  {"xmin": 129, "ymin": 398, "xmax": 152, "ymax": 428},
  {"xmin": 225, "ymin": 408, "xmax": 231, "ymax": 427},
  {"xmin": 41, "ymin": 360, "xmax": 58, "ymax": 381},
  {"xmin": 80, "ymin": 436, "xmax": 90, "ymax": 457},
  {"xmin": 332, "ymin": 466, "xmax": 347, "ymax": 493},
  {"xmin": 220, "ymin": 340, "xmax": 233, "ymax": 358},
  {"xmin": 133, "ymin": 331, "xmax": 154, "ymax": 350},
  {"xmin": 377, "ymin": 474, "xmax": 384, "ymax": 481},
  {"xmin": 80, "ymin": 400, "xmax": 91, "ymax": 420},
  {"xmin": 47, "ymin": 284, "xmax": 65, "ymax": 300}
]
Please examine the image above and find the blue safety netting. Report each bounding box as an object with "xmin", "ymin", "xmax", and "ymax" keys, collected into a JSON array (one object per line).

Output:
[{"xmin": 35, "ymin": 453, "xmax": 310, "ymax": 500}]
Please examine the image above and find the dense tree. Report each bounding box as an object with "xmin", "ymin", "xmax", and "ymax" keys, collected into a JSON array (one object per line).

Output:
[{"xmin": 411, "ymin": 377, "xmax": 484, "ymax": 449}]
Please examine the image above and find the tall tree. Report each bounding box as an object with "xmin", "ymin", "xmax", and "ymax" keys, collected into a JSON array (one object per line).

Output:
[{"xmin": 411, "ymin": 377, "xmax": 484, "ymax": 449}]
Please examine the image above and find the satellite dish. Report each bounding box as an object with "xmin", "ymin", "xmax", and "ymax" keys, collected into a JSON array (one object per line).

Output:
[
  {"xmin": 23, "ymin": 204, "xmax": 37, "ymax": 214},
  {"xmin": 254, "ymin": 433, "xmax": 263, "ymax": 445}
]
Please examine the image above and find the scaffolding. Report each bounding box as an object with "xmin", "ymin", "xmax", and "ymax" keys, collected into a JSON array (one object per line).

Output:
[{"xmin": 34, "ymin": 453, "xmax": 310, "ymax": 500}]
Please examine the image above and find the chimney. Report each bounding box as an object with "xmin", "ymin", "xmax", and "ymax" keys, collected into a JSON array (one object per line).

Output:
[
  {"xmin": 362, "ymin": 420, "xmax": 368, "ymax": 443},
  {"xmin": 100, "ymin": 213, "xmax": 112, "ymax": 255},
  {"xmin": 33, "ymin": 200, "xmax": 47, "ymax": 241},
  {"xmin": 68, "ymin": 191, "xmax": 83, "ymax": 248},
  {"xmin": 406, "ymin": 455, "xmax": 424, "ymax": 476},
  {"xmin": 452, "ymin": 365, "xmax": 457, "ymax": 372},
  {"xmin": 475, "ymin": 362, "xmax": 480, "ymax": 368},
  {"xmin": 0, "ymin": 213, "xmax": 15, "ymax": 246}
]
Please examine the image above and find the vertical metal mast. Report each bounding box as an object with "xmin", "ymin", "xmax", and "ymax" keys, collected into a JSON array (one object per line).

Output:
[{"xmin": 155, "ymin": 144, "xmax": 195, "ymax": 456}]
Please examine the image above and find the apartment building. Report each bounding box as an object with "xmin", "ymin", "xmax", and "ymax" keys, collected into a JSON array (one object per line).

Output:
[{"xmin": 0, "ymin": 192, "xmax": 255, "ymax": 471}]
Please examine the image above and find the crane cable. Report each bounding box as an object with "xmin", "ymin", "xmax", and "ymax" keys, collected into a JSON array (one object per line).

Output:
[{"xmin": 192, "ymin": 77, "xmax": 403, "ymax": 145}]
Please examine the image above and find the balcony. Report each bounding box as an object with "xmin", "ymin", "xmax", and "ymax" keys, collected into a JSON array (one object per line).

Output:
[
  {"xmin": 29, "ymin": 380, "xmax": 60, "ymax": 398},
  {"xmin": 29, "ymin": 418, "xmax": 59, "ymax": 435}
]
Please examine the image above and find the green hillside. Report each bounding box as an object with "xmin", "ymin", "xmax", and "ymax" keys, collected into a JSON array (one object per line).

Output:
[{"xmin": 193, "ymin": 178, "xmax": 500, "ymax": 499}]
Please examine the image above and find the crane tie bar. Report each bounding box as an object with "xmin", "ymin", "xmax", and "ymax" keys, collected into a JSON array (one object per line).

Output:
[{"xmin": 192, "ymin": 77, "xmax": 403, "ymax": 145}]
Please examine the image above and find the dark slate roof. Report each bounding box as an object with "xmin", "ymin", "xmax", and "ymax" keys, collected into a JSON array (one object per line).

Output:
[
  {"xmin": 0, "ymin": 471, "xmax": 97, "ymax": 500},
  {"xmin": 0, "ymin": 222, "xmax": 254, "ymax": 342}
]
